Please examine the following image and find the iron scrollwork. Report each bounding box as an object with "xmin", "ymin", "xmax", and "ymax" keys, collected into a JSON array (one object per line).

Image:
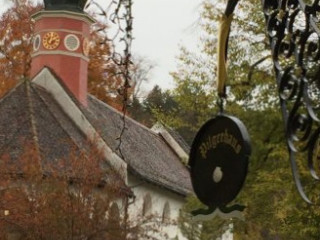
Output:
[{"xmin": 262, "ymin": 0, "xmax": 320, "ymax": 203}]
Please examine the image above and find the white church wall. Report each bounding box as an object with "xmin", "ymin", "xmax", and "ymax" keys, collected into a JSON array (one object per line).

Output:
[
  {"xmin": 128, "ymin": 174, "xmax": 187, "ymax": 240},
  {"xmin": 126, "ymin": 176, "xmax": 234, "ymax": 240},
  {"xmin": 220, "ymin": 224, "xmax": 233, "ymax": 240}
]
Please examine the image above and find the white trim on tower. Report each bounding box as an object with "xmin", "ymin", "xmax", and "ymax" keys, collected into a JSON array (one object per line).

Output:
[{"xmin": 31, "ymin": 50, "xmax": 89, "ymax": 61}]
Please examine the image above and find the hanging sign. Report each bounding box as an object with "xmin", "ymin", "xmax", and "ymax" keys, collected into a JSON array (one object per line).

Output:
[{"xmin": 189, "ymin": 114, "xmax": 251, "ymax": 220}]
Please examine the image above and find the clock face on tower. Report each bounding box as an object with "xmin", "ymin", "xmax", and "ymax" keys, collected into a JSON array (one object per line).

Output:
[{"xmin": 43, "ymin": 32, "xmax": 60, "ymax": 50}]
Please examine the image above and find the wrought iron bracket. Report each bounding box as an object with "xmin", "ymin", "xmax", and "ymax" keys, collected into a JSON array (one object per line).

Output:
[{"xmin": 262, "ymin": 0, "xmax": 320, "ymax": 203}]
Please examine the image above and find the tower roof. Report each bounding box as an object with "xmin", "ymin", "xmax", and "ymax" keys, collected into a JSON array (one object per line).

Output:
[{"xmin": 44, "ymin": 0, "xmax": 87, "ymax": 12}]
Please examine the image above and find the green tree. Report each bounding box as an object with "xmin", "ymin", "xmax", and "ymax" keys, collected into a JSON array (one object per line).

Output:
[
  {"xmin": 157, "ymin": 0, "xmax": 320, "ymax": 239},
  {"xmin": 128, "ymin": 85, "xmax": 178, "ymax": 128},
  {"xmin": 153, "ymin": 54, "xmax": 217, "ymax": 144}
]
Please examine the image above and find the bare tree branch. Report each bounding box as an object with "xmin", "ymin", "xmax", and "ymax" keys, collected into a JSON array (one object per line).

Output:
[{"xmin": 247, "ymin": 55, "xmax": 271, "ymax": 83}]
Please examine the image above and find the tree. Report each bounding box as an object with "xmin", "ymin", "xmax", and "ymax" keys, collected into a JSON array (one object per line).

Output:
[
  {"xmin": 0, "ymin": 139, "xmax": 126, "ymax": 240},
  {"xmin": 0, "ymin": 1, "xmax": 176, "ymax": 239},
  {"xmin": 0, "ymin": 0, "xmax": 40, "ymax": 97},
  {"xmin": 152, "ymin": 47, "xmax": 217, "ymax": 144},
  {"xmin": 128, "ymin": 85, "xmax": 178, "ymax": 127},
  {"xmin": 0, "ymin": 0, "xmax": 135, "ymax": 110},
  {"xmin": 155, "ymin": 0, "xmax": 320, "ymax": 239},
  {"xmin": 0, "ymin": 137, "xmax": 168, "ymax": 240},
  {"xmin": 87, "ymin": 29, "xmax": 125, "ymax": 111},
  {"xmin": 130, "ymin": 56, "xmax": 154, "ymax": 99},
  {"xmin": 126, "ymin": 57, "xmax": 164, "ymax": 126}
]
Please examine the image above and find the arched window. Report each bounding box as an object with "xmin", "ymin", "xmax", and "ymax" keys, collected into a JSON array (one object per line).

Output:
[
  {"xmin": 109, "ymin": 202, "xmax": 120, "ymax": 221},
  {"xmin": 162, "ymin": 201, "xmax": 171, "ymax": 223},
  {"xmin": 142, "ymin": 193, "xmax": 152, "ymax": 216},
  {"xmin": 107, "ymin": 203, "xmax": 122, "ymax": 239}
]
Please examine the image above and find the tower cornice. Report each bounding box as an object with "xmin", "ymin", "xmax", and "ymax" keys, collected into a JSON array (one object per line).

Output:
[{"xmin": 31, "ymin": 10, "xmax": 95, "ymax": 25}]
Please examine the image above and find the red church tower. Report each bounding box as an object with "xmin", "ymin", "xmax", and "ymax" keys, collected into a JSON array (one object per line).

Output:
[{"xmin": 30, "ymin": 1, "xmax": 94, "ymax": 106}]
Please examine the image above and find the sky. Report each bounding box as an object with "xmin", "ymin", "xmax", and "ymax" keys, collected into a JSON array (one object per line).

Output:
[
  {"xmin": 1, "ymin": 0, "xmax": 202, "ymax": 91},
  {"xmin": 132, "ymin": 0, "xmax": 201, "ymax": 91}
]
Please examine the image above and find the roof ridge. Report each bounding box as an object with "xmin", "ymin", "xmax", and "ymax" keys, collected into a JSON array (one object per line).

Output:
[
  {"xmin": 25, "ymin": 82, "xmax": 43, "ymax": 171},
  {"xmin": 31, "ymin": 68, "xmax": 127, "ymax": 179},
  {"xmin": 30, "ymin": 84, "xmax": 86, "ymax": 152}
]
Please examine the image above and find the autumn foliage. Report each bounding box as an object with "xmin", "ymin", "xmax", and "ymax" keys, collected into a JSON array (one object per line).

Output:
[
  {"xmin": 0, "ymin": 0, "xmax": 39, "ymax": 97},
  {"xmin": 0, "ymin": 140, "xmax": 128, "ymax": 240},
  {"xmin": 87, "ymin": 29, "xmax": 125, "ymax": 111},
  {"xmin": 0, "ymin": 137, "xmax": 170, "ymax": 239},
  {"xmin": 0, "ymin": 0, "xmax": 134, "ymax": 110}
]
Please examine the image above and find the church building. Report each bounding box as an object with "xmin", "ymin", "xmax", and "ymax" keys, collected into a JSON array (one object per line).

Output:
[{"xmin": 0, "ymin": 1, "xmax": 193, "ymax": 239}]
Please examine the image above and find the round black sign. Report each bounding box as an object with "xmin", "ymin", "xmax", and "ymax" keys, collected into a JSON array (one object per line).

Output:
[{"xmin": 189, "ymin": 114, "xmax": 251, "ymax": 208}]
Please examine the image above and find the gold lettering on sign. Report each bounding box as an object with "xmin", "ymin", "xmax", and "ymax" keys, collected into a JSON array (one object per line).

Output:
[{"xmin": 199, "ymin": 129, "xmax": 242, "ymax": 159}]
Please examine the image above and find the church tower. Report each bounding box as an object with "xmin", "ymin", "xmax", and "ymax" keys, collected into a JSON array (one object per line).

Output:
[{"xmin": 30, "ymin": 0, "xmax": 94, "ymax": 106}]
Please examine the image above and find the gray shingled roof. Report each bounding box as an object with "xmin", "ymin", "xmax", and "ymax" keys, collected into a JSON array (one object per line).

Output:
[
  {"xmin": 165, "ymin": 127, "xmax": 191, "ymax": 155},
  {"xmin": 0, "ymin": 82, "xmax": 85, "ymax": 166},
  {"xmin": 0, "ymin": 82, "xmax": 126, "ymax": 189},
  {"xmin": 0, "ymin": 79, "xmax": 193, "ymax": 196},
  {"xmin": 81, "ymin": 95, "xmax": 193, "ymax": 196}
]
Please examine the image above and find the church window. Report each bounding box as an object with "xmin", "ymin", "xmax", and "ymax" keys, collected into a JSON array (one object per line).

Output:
[
  {"xmin": 109, "ymin": 202, "xmax": 120, "ymax": 221},
  {"xmin": 142, "ymin": 193, "xmax": 152, "ymax": 216},
  {"xmin": 162, "ymin": 201, "xmax": 171, "ymax": 222}
]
